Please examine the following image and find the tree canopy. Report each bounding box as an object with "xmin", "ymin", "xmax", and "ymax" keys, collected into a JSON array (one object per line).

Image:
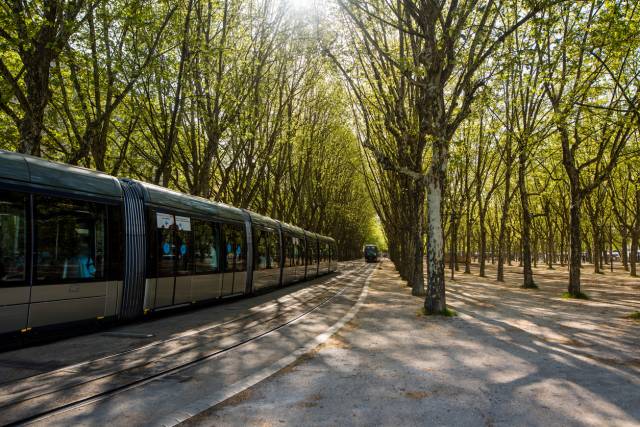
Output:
[{"xmin": 1, "ymin": 0, "xmax": 639, "ymax": 310}]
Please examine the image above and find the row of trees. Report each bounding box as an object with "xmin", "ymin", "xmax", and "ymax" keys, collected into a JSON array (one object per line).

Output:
[
  {"xmin": 0, "ymin": 0, "xmax": 382, "ymax": 258},
  {"xmin": 334, "ymin": 0, "xmax": 640, "ymax": 311}
]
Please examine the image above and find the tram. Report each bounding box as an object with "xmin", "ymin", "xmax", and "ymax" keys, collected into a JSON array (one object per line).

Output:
[{"xmin": 0, "ymin": 151, "xmax": 338, "ymax": 336}]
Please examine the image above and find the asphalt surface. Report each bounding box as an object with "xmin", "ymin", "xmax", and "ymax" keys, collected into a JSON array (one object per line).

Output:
[
  {"xmin": 183, "ymin": 261, "xmax": 640, "ymax": 427},
  {"xmin": 3, "ymin": 260, "xmax": 639, "ymax": 427},
  {"xmin": 0, "ymin": 261, "xmax": 372, "ymax": 426}
]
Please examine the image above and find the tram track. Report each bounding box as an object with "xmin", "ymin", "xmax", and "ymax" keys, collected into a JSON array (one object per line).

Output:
[
  {"xmin": 0, "ymin": 262, "xmax": 373, "ymax": 426},
  {"xmin": 0, "ymin": 261, "xmax": 361, "ymax": 390}
]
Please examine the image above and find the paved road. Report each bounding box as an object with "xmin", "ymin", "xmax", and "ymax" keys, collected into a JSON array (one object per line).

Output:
[
  {"xmin": 0, "ymin": 262, "xmax": 373, "ymax": 426},
  {"xmin": 183, "ymin": 261, "xmax": 640, "ymax": 427}
]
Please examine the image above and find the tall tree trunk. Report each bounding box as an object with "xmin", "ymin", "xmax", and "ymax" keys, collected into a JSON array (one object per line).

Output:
[
  {"xmin": 568, "ymin": 189, "xmax": 583, "ymax": 295},
  {"xmin": 631, "ymin": 188, "xmax": 640, "ymax": 277},
  {"xmin": 425, "ymin": 144, "xmax": 447, "ymax": 314},
  {"xmin": 609, "ymin": 227, "xmax": 614, "ymax": 272},
  {"xmin": 478, "ymin": 208, "xmax": 487, "ymax": 277},
  {"xmin": 497, "ymin": 183, "xmax": 511, "ymax": 281},
  {"xmin": 622, "ymin": 231, "xmax": 629, "ymax": 270},
  {"xmin": 507, "ymin": 227, "xmax": 512, "ymax": 266},
  {"xmin": 593, "ymin": 230, "xmax": 601, "ymax": 274},
  {"xmin": 560, "ymin": 233, "xmax": 565, "ymax": 267},
  {"xmin": 450, "ymin": 210, "xmax": 457, "ymax": 275},
  {"xmin": 17, "ymin": 51, "xmax": 55, "ymax": 156},
  {"xmin": 544, "ymin": 203, "xmax": 554, "ymax": 269},
  {"xmin": 631, "ymin": 235, "xmax": 638, "ymax": 277},
  {"xmin": 465, "ymin": 207, "xmax": 472, "ymax": 274},
  {"xmin": 518, "ymin": 149, "xmax": 535, "ymax": 288},
  {"xmin": 410, "ymin": 183, "xmax": 425, "ymax": 295}
]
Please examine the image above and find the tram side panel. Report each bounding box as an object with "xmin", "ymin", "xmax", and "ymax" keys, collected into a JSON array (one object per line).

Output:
[
  {"xmin": 0, "ymin": 189, "xmax": 30, "ymax": 334},
  {"xmin": 143, "ymin": 208, "xmax": 249, "ymax": 310},
  {"xmin": 1, "ymin": 189, "xmax": 124, "ymax": 333}
]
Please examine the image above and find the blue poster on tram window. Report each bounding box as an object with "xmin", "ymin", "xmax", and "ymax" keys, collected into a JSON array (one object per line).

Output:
[
  {"xmin": 236, "ymin": 245, "xmax": 241, "ymax": 256},
  {"xmin": 163, "ymin": 242, "xmax": 171, "ymax": 255},
  {"xmin": 180, "ymin": 244, "xmax": 187, "ymax": 255},
  {"xmin": 227, "ymin": 243, "xmax": 233, "ymax": 254}
]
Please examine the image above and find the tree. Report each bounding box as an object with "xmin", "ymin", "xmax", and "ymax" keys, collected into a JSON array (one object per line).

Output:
[
  {"xmin": 538, "ymin": 1, "xmax": 639, "ymax": 295},
  {"xmin": 0, "ymin": 0, "xmax": 88, "ymax": 154}
]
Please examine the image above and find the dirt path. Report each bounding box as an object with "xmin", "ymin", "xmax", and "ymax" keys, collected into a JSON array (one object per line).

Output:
[{"xmin": 184, "ymin": 261, "xmax": 640, "ymax": 427}]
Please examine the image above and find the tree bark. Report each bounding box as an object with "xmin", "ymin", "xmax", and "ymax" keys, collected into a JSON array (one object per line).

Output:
[
  {"xmin": 631, "ymin": 187, "xmax": 640, "ymax": 277},
  {"xmin": 631, "ymin": 235, "xmax": 638, "ymax": 277},
  {"xmin": 568, "ymin": 189, "xmax": 583, "ymax": 295},
  {"xmin": 450, "ymin": 210, "xmax": 457, "ymax": 278},
  {"xmin": 465, "ymin": 207, "xmax": 472, "ymax": 274},
  {"xmin": 518, "ymin": 147, "xmax": 535, "ymax": 288},
  {"xmin": 622, "ymin": 232, "xmax": 629, "ymax": 270},
  {"xmin": 410, "ymin": 182, "xmax": 425, "ymax": 295},
  {"xmin": 478, "ymin": 208, "xmax": 487, "ymax": 277},
  {"xmin": 425, "ymin": 144, "xmax": 447, "ymax": 314}
]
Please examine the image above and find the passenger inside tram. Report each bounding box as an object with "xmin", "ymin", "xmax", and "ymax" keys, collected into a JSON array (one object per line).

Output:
[{"xmin": 62, "ymin": 236, "xmax": 97, "ymax": 280}]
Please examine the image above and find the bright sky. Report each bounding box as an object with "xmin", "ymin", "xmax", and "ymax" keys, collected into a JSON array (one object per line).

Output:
[{"xmin": 285, "ymin": 0, "xmax": 325, "ymax": 15}]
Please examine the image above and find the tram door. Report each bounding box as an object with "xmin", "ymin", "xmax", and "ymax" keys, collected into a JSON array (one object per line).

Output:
[
  {"xmin": 155, "ymin": 212, "xmax": 192, "ymax": 307},
  {"xmin": 221, "ymin": 224, "xmax": 247, "ymax": 296},
  {"xmin": 0, "ymin": 191, "xmax": 29, "ymax": 334}
]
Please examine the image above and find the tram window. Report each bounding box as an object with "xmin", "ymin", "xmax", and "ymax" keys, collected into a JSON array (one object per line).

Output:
[
  {"xmin": 222, "ymin": 224, "xmax": 235, "ymax": 273},
  {"xmin": 311, "ymin": 242, "xmax": 317, "ymax": 265},
  {"xmin": 35, "ymin": 196, "xmax": 105, "ymax": 283},
  {"xmin": 0, "ymin": 191, "xmax": 27, "ymax": 285},
  {"xmin": 268, "ymin": 231, "xmax": 280, "ymax": 270},
  {"xmin": 175, "ymin": 227, "xmax": 192, "ymax": 276},
  {"xmin": 313, "ymin": 242, "xmax": 318, "ymax": 264},
  {"xmin": 284, "ymin": 235, "xmax": 293, "ymax": 267},
  {"xmin": 157, "ymin": 222, "xmax": 175, "ymax": 277},
  {"xmin": 298, "ymin": 240, "xmax": 306, "ymax": 266},
  {"xmin": 255, "ymin": 228, "xmax": 268, "ymax": 270},
  {"xmin": 234, "ymin": 225, "xmax": 247, "ymax": 272},
  {"xmin": 292, "ymin": 240, "xmax": 299, "ymax": 266},
  {"xmin": 193, "ymin": 220, "xmax": 219, "ymax": 274}
]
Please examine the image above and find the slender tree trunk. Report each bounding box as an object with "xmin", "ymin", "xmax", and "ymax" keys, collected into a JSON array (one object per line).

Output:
[
  {"xmin": 622, "ymin": 232, "xmax": 629, "ymax": 270},
  {"xmin": 410, "ymin": 183, "xmax": 425, "ymax": 295},
  {"xmin": 491, "ymin": 231, "xmax": 495, "ymax": 264},
  {"xmin": 518, "ymin": 149, "xmax": 535, "ymax": 288},
  {"xmin": 593, "ymin": 230, "xmax": 601, "ymax": 274},
  {"xmin": 631, "ymin": 188, "xmax": 640, "ymax": 277},
  {"xmin": 631, "ymin": 236, "xmax": 638, "ymax": 277},
  {"xmin": 568, "ymin": 190, "xmax": 583, "ymax": 295},
  {"xmin": 507, "ymin": 227, "xmax": 512, "ymax": 266},
  {"xmin": 465, "ymin": 205, "xmax": 472, "ymax": 274},
  {"xmin": 497, "ymin": 202, "xmax": 508, "ymax": 279},
  {"xmin": 609, "ymin": 227, "xmax": 614, "ymax": 272},
  {"xmin": 478, "ymin": 208, "xmax": 487, "ymax": 277},
  {"xmin": 450, "ymin": 211, "xmax": 457, "ymax": 279},
  {"xmin": 545, "ymin": 204, "xmax": 554, "ymax": 269}
]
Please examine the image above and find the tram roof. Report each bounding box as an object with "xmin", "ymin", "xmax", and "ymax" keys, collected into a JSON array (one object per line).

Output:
[
  {"xmin": 132, "ymin": 180, "xmax": 246, "ymax": 223},
  {"xmin": 0, "ymin": 150, "xmax": 122, "ymax": 198}
]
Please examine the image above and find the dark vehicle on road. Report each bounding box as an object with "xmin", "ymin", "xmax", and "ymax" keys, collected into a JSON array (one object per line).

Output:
[
  {"xmin": 0, "ymin": 151, "xmax": 338, "ymax": 339},
  {"xmin": 364, "ymin": 244, "xmax": 379, "ymax": 263}
]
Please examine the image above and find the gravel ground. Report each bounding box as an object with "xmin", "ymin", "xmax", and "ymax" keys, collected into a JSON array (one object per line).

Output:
[{"xmin": 184, "ymin": 260, "xmax": 640, "ymax": 427}]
